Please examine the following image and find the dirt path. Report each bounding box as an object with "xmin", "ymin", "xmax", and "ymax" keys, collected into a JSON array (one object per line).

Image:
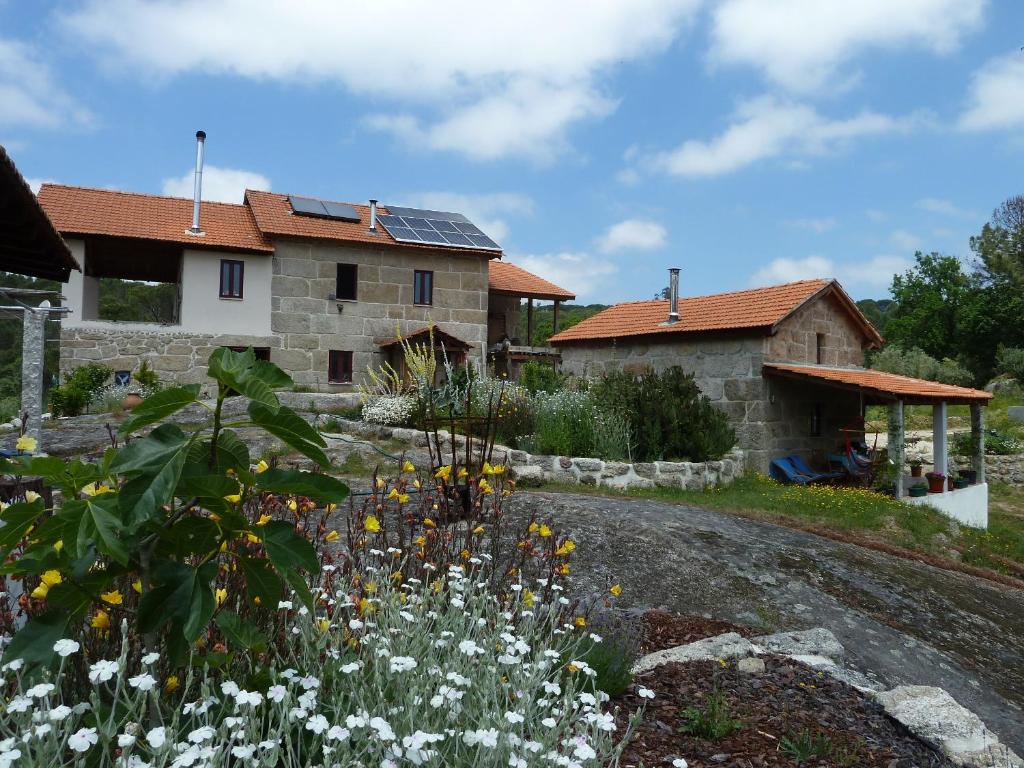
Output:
[{"xmin": 508, "ymin": 490, "xmax": 1024, "ymax": 753}]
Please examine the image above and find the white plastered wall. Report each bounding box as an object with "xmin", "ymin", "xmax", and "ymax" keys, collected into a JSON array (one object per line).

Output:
[{"xmin": 179, "ymin": 250, "xmax": 272, "ymax": 336}]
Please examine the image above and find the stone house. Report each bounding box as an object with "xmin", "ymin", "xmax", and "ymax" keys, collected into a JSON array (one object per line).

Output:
[
  {"xmin": 38, "ymin": 184, "xmax": 574, "ymax": 391},
  {"xmin": 549, "ymin": 277, "xmax": 991, "ymax": 480}
]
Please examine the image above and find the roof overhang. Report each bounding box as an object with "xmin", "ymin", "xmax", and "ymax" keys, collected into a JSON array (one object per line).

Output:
[
  {"xmin": 763, "ymin": 363, "xmax": 993, "ymax": 406},
  {"xmin": 489, "ymin": 288, "xmax": 575, "ymax": 301},
  {"xmin": 0, "ymin": 147, "xmax": 79, "ymax": 281},
  {"xmin": 377, "ymin": 325, "xmax": 471, "ymax": 352}
]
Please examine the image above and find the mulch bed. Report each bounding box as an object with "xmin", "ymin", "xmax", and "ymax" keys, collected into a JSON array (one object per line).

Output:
[{"xmin": 614, "ymin": 612, "xmax": 953, "ymax": 768}]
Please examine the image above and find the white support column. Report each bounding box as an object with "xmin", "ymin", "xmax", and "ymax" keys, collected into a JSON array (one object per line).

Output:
[
  {"xmin": 20, "ymin": 301, "xmax": 47, "ymax": 449},
  {"xmin": 888, "ymin": 399, "xmax": 905, "ymax": 499},
  {"xmin": 933, "ymin": 400, "xmax": 948, "ymax": 490}
]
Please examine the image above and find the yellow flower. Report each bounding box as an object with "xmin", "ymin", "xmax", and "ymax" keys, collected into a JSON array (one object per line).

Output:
[
  {"xmin": 574, "ymin": 616, "xmax": 586, "ymax": 627},
  {"xmin": 364, "ymin": 515, "xmax": 381, "ymax": 533},
  {"xmin": 210, "ymin": 512, "xmax": 222, "ymax": 523},
  {"xmin": 472, "ymin": 525, "xmax": 485, "ymax": 535},
  {"xmin": 164, "ymin": 675, "xmax": 179, "ymax": 693},
  {"xmin": 457, "ymin": 467, "xmax": 468, "ymax": 479},
  {"xmin": 254, "ymin": 459, "xmax": 269, "ymax": 474},
  {"xmin": 287, "ymin": 499, "xmax": 298, "ymax": 513},
  {"xmin": 91, "ymin": 610, "xmax": 110, "ymax": 630},
  {"xmin": 413, "ymin": 479, "xmax": 422, "ymax": 489},
  {"xmin": 15, "ymin": 435, "xmax": 37, "ymax": 452},
  {"xmin": 567, "ymin": 662, "xmax": 580, "ymax": 674},
  {"xmin": 256, "ymin": 514, "xmax": 272, "ymax": 526},
  {"xmin": 375, "ymin": 477, "xmax": 385, "ymax": 489},
  {"xmin": 491, "ymin": 464, "xmax": 506, "ymax": 475},
  {"xmin": 523, "ymin": 588, "xmax": 535, "ymax": 608},
  {"xmin": 609, "ymin": 584, "xmax": 623, "ymax": 597},
  {"xmin": 133, "ymin": 580, "xmax": 142, "ymax": 594},
  {"xmin": 402, "ymin": 460, "xmax": 415, "ymax": 473},
  {"xmin": 53, "ymin": 540, "xmax": 64, "ymax": 553},
  {"xmin": 246, "ymin": 533, "xmax": 259, "ymax": 544},
  {"xmin": 556, "ymin": 563, "xmax": 570, "ymax": 576},
  {"xmin": 423, "ymin": 517, "xmax": 436, "ymax": 529},
  {"xmin": 387, "ymin": 488, "xmax": 410, "ymax": 504},
  {"xmin": 215, "ymin": 588, "xmax": 228, "ymax": 606},
  {"xmin": 82, "ymin": 482, "xmax": 113, "ymax": 497},
  {"xmin": 325, "ymin": 503, "xmax": 337, "ymax": 513},
  {"xmin": 555, "ymin": 540, "xmax": 576, "ymax": 556},
  {"xmin": 364, "ymin": 581, "xmax": 377, "ymax": 594},
  {"xmin": 101, "ymin": 590, "xmax": 123, "ymax": 605},
  {"xmin": 539, "ymin": 524, "xmax": 552, "ymax": 538},
  {"xmin": 38, "ymin": 570, "xmax": 62, "ymax": 592},
  {"xmin": 482, "ymin": 462, "xmax": 496, "ymax": 475},
  {"xmin": 30, "ymin": 583, "xmax": 50, "ymax": 599},
  {"xmin": 414, "ymin": 535, "xmax": 426, "ymax": 547},
  {"xmin": 325, "ymin": 530, "xmax": 340, "ymax": 542},
  {"xmin": 223, "ymin": 494, "xmax": 241, "ymax": 504},
  {"xmin": 528, "ymin": 522, "xmax": 539, "ymax": 534},
  {"xmin": 317, "ymin": 618, "xmax": 330, "ymax": 632},
  {"xmin": 477, "ymin": 479, "xmax": 493, "ymax": 495},
  {"xmin": 24, "ymin": 490, "xmax": 40, "ymax": 504},
  {"xmin": 434, "ymin": 465, "xmax": 452, "ymax": 482},
  {"xmin": 460, "ymin": 548, "xmax": 470, "ymax": 560}
]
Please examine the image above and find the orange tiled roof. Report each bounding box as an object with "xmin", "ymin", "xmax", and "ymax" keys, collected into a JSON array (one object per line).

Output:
[
  {"xmin": 488, "ymin": 261, "xmax": 575, "ymax": 300},
  {"xmin": 38, "ymin": 184, "xmax": 273, "ymax": 253},
  {"xmin": 549, "ymin": 279, "xmax": 831, "ymax": 344},
  {"xmin": 245, "ymin": 190, "xmax": 499, "ymax": 257},
  {"xmin": 764, "ymin": 363, "xmax": 993, "ymax": 403}
]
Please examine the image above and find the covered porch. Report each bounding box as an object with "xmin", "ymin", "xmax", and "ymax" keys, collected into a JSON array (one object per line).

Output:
[{"xmin": 763, "ymin": 363, "xmax": 994, "ymax": 529}]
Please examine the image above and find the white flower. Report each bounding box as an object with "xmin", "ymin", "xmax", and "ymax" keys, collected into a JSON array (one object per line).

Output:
[
  {"xmin": 541, "ymin": 717, "xmax": 556, "ymax": 728},
  {"xmin": 68, "ymin": 727, "xmax": 98, "ymax": 753},
  {"xmin": 305, "ymin": 715, "xmax": 330, "ymax": 735},
  {"xmin": 187, "ymin": 726, "xmax": 215, "ymax": 743},
  {"xmin": 586, "ymin": 712, "xmax": 616, "ymax": 732},
  {"xmin": 278, "ymin": 600, "xmax": 292, "ymax": 610},
  {"xmin": 504, "ymin": 711, "xmax": 525, "ymax": 724},
  {"xmin": 146, "ymin": 727, "xmax": 167, "ymax": 749},
  {"xmin": 26, "ymin": 683, "xmax": 54, "ymax": 699},
  {"xmin": 48, "ymin": 705, "xmax": 72, "ymax": 722},
  {"xmin": 389, "ymin": 656, "xmax": 418, "ymax": 673},
  {"xmin": 0, "ymin": 750, "xmax": 20, "ymax": 768},
  {"xmin": 142, "ymin": 652, "xmax": 160, "ymax": 665},
  {"xmin": 463, "ymin": 729, "xmax": 499, "ymax": 748},
  {"xmin": 129, "ymin": 673, "xmax": 157, "ymax": 691},
  {"xmin": 32, "ymin": 724, "xmax": 52, "ymax": 739},
  {"xmin": 638, "ymin": 687, "xmax": 655, "ymax": 699},
  {"xmin": 509, "ymin": 755, "xmax": 527, "ymax": 768},
  {"xmin": 2, "ymin": 659, "xmax": 23, "ymax": 672},
  {"xmin": 88, "ymin": 659, "xmax": 119, "ymax": 683},
  {"xmin": 7, "ymin": 697, "xmax": 31, "ymax": 713},
  {"xmin": 348, "ymin": 619, "xmax": 364, "ymax": 631},
  {"xmin": 573, "ymin": 738, "xmax": 597, "ymax": 761},
  {"xmin": 370, "ymin": 717, "xmax": 396, "ymax": 741},
  {"xmin": 118, "ymin": 733, "xmax": 136, "ymax": 748},
  {"xmin": 340, "ymin": 662, "xmax": 361, "ymax": 674},
  {"xmin": 543, "ymin": 681, "xmax": 561, "ymax": 695},
  {"xmin": 53, "ymin": 639, "xmax": 80, "ymax": 657},
  {"xmin": 672, "ymin": 761, "xmax": 689, "ymax": 768},
  {"xmin": 221, "ymin": 680, "xmax": 240, "ymax": 696},
  {"xmin": 299, "ymin": 675, "xmax": 320, "ymax": 690},
  {"xmin": 327, "ymin": 726, "xmax": 350, "ymax": 742},
  {"xmin": 267, "ymin": 685, "xmax": 287, "ymax": 703},
  {"xmin": 458, "ymin": 640, "xmax": 484, "ymax": 656},
  {"xmin": 235, "ymin": 690, "xmax": 263, "ymax": 707},
  {"xmin": 231, "ymin": 744, "xmax": 256, "ymax": 759}
]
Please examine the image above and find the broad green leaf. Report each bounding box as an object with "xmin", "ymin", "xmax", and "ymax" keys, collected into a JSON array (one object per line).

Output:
[
  {"xmin": 0, "ymin": 542, "xmax": 61, "ymax": 575},
  {"xmin": 112, "ymin": 424, "xmax": 189, "ymax": 524},
  {"xmin": 2, "ymin": 611, "xmax": 70, "ymax": 668},
  {"xmin": 175, "ymin": 474, "xmax": 240, "ymax": 500},
  {"xmin": 248, "ymin": 402, "xmax": 328, "ymax": 468},
  {"xmin": 215, "ymin": 610, "xmax": 268, "ymax": 651},
  {"xmin": 261, "ymin": 521, "xmax": 319, "ymax": 573},
  {"xmin": 64, "ymin": 496, "xmax": 129, "ymax": 565},
  {"xmin": 252, "ymin": 360, "xmax": 293, "ymax": 390},
  {"xmin": 120, "ymin": 384, "xmax": 201, "ymax": 434},
  {"xmin": 46, "ymin": 578, "xmax": 104, "ymax": 620},
  {"xmin": 256, "ymin": 469, "xmax": 349, "ymax": 504},
  {"xmin": 237, "ymin": 556, "xmax": 282, "ymax": 607},
  {"xmin": 137, "ymin": 562, "xmax": 217, "ymax": 642},
  {"xmin": 208, "ymin": 347, "xmax": 280, "ymax": 411},
  {"xmin": 187, "ymin": 430, "xmax": 250, "ymax": 477},
  {"xmin": 15, "ymin": 456, "xmax": 68, "ymax": 482},
  {"xmin": 111, "ymin": 424, "xmax": 189, "ymax": 473},
  {"xmin": 0, "ymin": 498, "xmax": 45, "ymax": 548},
  {"xmin": 161, "ymin": 517, "xmax": 222, "ymax": 557}
]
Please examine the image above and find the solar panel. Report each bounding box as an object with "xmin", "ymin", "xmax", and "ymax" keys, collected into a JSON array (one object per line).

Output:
[
  {"xmin": 377, "ymin": 205, "xmax": 501, "ymax": 252},
  {"xmin": 288, "ymin": 195, "xmax": 361, "ymax": 223}
]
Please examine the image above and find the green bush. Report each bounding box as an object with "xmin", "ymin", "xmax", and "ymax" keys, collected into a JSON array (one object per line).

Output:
[
  {"xmin": 48, "ymin": 362, "xmax": 112, "ymax": 417},
  {"xmin": 520, "ymin": 360, "xmax": 564, "ymax": 394},
  {"xmin": 869, "ymin": 345, "xmax": 974, "ymax": 386},
  {"xmin": 0, "ymin": 395, "xmax": 18, "ymax": 423},
  {"xmin": 680, "ymin": 687, "xmax": 743, "ymax": 740},
  {"xmin": 996, "ymin": 345, "xmax": 1024, "ymax": 382},
  {"xmin": 592, "ymin": 367, "xmax": 736, "ymax": 462},
  {"xmin": 953, "ymin": 430, "xmax": 1023, "ymax": 456}
]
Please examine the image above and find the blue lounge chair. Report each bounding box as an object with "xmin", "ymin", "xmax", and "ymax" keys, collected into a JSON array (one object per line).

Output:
[
  {"xmin": 828, "ymin": 453, "xmax": 870, "ymax": 480},
  {"xmin": 787, "ymin": 454, "xmax": 843, "ymax": 482},
  {"xmin": 769, "ymin": 457, "xmax": 813, "ymax": 485}
]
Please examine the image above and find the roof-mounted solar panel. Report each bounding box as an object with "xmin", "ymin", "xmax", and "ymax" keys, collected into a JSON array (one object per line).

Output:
[
  {"xmin": 377, "ymin": 205, "xmax": 501, "ymax": 252},
  {"xmin": 288, "ymin": 195, "xmax": 361, "ymax": 223}
]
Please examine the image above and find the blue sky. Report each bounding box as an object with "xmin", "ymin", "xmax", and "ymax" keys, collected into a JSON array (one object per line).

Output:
[{"xmin": 3, "ymin": 1, "xmax": 1023, "ymax": 303}]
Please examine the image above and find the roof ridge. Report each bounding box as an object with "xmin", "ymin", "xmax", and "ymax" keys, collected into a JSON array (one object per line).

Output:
[
  {"xmin": 40, "ymin": 182, "xmax": 251, "ymax": 210},
  {"xmin": 570, "ymin": 279, "xmax": 832, "ymax": 309},
  {"xmin": 245, "ymin": 188, "xmax": 371, "ymax": 209}
]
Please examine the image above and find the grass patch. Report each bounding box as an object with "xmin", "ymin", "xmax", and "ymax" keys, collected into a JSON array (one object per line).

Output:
[
  {"xmin": 680, "ymin": 687, "xmax": 743, "ymax": 740},
  {"xmin": 536, "ymin": 474, "xmax": 1024, "ymax": 577}
]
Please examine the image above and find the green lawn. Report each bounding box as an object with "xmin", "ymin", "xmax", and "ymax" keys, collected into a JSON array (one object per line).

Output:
[{"xmin": 537, "ymin": 473, "xmax": 1024, "ymax": 580}]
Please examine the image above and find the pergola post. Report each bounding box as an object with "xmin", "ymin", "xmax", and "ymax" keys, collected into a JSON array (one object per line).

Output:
[
  {"xmin": 526, "ymin": 298, "xmax": 534, "ymax": 346},
  {"xmin": 971, "ymin": 402, "xmax": 985, "ymax": 485},
  {"xmin": 20, "ymin": 301, "xmax": 47, "ymax": 449},
  {"xmin": 888, "ymin": 399, "xmax": 905, "ymax": 499},
  {"xmin": 553, "ymin": 300, "xmax": 561, "ymax": 334},
  {"xmin": 933, "ymin": 400, "xmax": 948, "ymax": 490}
]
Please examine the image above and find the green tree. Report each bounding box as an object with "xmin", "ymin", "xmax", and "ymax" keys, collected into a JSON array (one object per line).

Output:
[{"xmin": 971, "ymin": 195, "xmax": 1024, "ymax": 286}]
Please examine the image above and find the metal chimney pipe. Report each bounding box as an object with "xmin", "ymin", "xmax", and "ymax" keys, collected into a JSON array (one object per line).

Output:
[
  {"xmin": 369, "ymin": 199, "xmax": 378, "ymax": 231},
  {"xmin": 667, "ymin": 267, "xmax": 680, "ymax": 323},
  {"xmin": 189, "ymin": 130, "xmax": 206, "ymax": 234}
]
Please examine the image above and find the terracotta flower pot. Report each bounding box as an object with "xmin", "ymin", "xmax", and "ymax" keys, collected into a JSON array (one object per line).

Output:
[
  {"xmin": 121, "ymin": 393, "xmax": 144, "ymax": 411},
  {"xmin": 910, "ymin": 464, "xmax": 923, "ymax": 478},
  {"xmin": 926, "ymin": 475, "xmax": 946, "ymax": 494}
]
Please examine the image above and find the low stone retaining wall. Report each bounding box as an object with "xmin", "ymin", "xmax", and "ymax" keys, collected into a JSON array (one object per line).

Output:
[
  {"xmin": 322, "ymin": 417, "xmax": 743, "ymax": 491},
  {"xmin": 953, "ymin": 455, "xmax": 1024, "ymax": 485}
]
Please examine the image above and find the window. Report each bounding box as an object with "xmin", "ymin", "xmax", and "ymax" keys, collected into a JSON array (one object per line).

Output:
[
  {"xmin": 815, "ymin": 333, "xmax": 825, "ymax": 364},
  {"xmin": 336, "ymin": 263, "xmax": 357, "ymax": 301},
  {"xmin": 413, "ymin": 270, "xmax": 433, "ymax": 306},
  {"xmin": 220, "ymin": 259, "xmax": 244, "ymax": 299},
  {"xmin": 328, "ymin": 350, "xmax": 354, "ymax": 383}
]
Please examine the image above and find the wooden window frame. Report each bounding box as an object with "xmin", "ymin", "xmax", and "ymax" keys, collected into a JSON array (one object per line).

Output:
[
  {"xmin": 219, "ymin": 259, "xmax": 244, "ymax": 300},
  {"xmin": 815, "ymin": 332, "xmax": 825, "ymax": 364},
  {"xmin": 413, "ymin": 269, "xmax": 433, "ymax": 306},
  {"xmin": 328, "ymin": 350, "xmax": 354, "ymax": 384},
  {"xmin": 336, "ymin": 263, "xmax": 358, "ymax": 301}
]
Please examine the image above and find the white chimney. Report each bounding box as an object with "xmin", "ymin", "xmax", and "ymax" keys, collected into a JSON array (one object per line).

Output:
[
  {"xmin": 189, "ymin": 130, "xmax": 206, "ymax": 234},
  {"xmin": 667, "ymin": 267, "xmax": 680, "ymax": 323},
  {"xmin": 369, "ymin": 199, "xmax": 378, "ymax": 231}
]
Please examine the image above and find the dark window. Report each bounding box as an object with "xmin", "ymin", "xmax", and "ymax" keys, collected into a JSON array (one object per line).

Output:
[
  {"xmin": 336, "ymin": 263, "xmax": 358, "ymax": 301},
  {"xmin": 815, "ymin": 332, "xmax": 825, "ymax": 364},
  {"xmin": 328, "ymin": 350, "xmax": 354, "ymax": 384},
  {"xmin": 414, "ymin": 270, "xmax": 433, "ymax": 306},
  {"xmin": 220, "ymin": 260, "xmax": 244, "ymax": 299}
]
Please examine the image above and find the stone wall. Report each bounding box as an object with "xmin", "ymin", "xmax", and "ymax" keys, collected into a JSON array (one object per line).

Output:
[
  {"xmin": 60, "ymin": 326, "xmax": 277, "ymax": 391},
  {"xmin": 953, "ymin": 454, "xmax": 1024, "ymax": 485},
  {"xmin": 765, "ymin": 292, "xmax": 867, "ymax": 367},
  {"xmin": 271, "ymin": 239, "xmax": 492, "ymax": 389}
]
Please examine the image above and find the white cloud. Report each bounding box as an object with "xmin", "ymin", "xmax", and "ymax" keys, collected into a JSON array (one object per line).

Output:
[
  {"xmin": 889, "ymin": 229, "xmax": 922, "ymax": 252},
  {"xmin": 60, "ymin": 0, "xmax": 702, "ymax": 162},
  {"xmin": 25, "ymin": 177, "xmax": 57, "ymax": 194},
  {"xmin": 751, "ymin": 254, "xmax": 911, "ymax": 293},
  {"xmin": 787, "ymin": 217, "xmax": 837, "ymax": 233},
  {"xmin": 0, "ymin": 37, "xmax": 92, "ymax": 129},
  {"xmin": 958, "ymin": 53, "xmax": 1024, "ymax": 132},
  {"xmin": 596, "ymin": 218, "xmax": 667, "ymax": 254},
  {"xmin": 511, "ymin": 252, "xmax": 617, "ymax": 300},
  {"xmin": 643, "ymin": 96, "xmax": 907, "ymax": 178},
  {"xmin": 916, "ymin": 197, "xmax": 976, "ymax": 219},
  {"xmin": 401, "ymin": 192, "xmax": 534, "ymax": 244},
  {"xmin": 709, "ymin": 0, "xmax": 985, "ymax": 94},
  {"xmin": 161, "ymin": 165, "xmax": 271, "ymax": 204}
]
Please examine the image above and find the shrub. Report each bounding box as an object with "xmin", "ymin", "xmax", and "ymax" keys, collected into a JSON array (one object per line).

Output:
[
  {"xmin": 996, "ymin": 345, "xmax": 1024, "ymax": 383},
  {"xmin": 869, "ymin": 345, "xmax": 974, "ymax": 386},
  {"xmin": 592, "ymin": 367, "xmax": 735, "ymax": 462},
  {"xmin": 952, "ymin": 430, "xmax": 1023, "ymax": 456},
  {"xmin": 679, "ymin": 687, "xmax": 743, "ymax": 739},
  {"xmin": 0, "ymin": 395, "xmax": 19, "ymax": 423},
  {"xmin": 362, "ymin": 394, "xmax": 416, "ymax": 425},
  {"xmin": 48, "ymin": 362, "xmax": 112, "ymax": 417},
  {"xmin": 520, "ymin": 360, "xmax": 564, "ymax": 394}
]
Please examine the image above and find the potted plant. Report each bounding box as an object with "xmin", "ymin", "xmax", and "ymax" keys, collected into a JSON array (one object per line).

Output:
[
  {"xmin": 953, "ymin": 477, "xmax": 970, "ymax": 490},
  {"xmin": 925, "ymin": 471, "xmax": 946, "ymax": 494},
  {"xmin": 909, "ymin": 483, "xmax": 928, "ymax": 497},
  {"xmin": 909, "ymin": 458, "xmax": 923, "ymax": 478},
  {"xmin": 960, "ymin": 468, "xmax": 978, "ymax": 485}
]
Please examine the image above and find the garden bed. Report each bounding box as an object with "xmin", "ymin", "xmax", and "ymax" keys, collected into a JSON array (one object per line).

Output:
[{"xmin": 617, "ymin": 612, "xmax": 953, "ymax": 767}]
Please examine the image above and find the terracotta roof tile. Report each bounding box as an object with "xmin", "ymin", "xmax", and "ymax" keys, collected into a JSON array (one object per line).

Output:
[
  {"xmin": 38, "ymin": 184, "xmax": 272, "ymax": 253},
  {"xmin": 245, "ymin": 190, "xmax": 500, "ymax": 257},
  {"xmin": 488, "ymin": 261, "xmax": 575, "ymax": 300},
  {"xmin": 549, "ymin": 279, "xmax": 830, "ymax": 344},
  {"xmin": 764, "ymin": 363, "xmax": 993, "ymax": 403}
]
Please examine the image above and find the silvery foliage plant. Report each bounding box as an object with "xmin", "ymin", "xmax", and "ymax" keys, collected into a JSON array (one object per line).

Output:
[{"xmin": 0, "ymin": 553, "xmax": 641, "ymax": 767}]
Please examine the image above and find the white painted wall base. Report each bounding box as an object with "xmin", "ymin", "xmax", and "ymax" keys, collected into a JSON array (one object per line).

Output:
[{"xmin": 904, "ymin": 482, "xmax": 988, "ymax": 529}]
